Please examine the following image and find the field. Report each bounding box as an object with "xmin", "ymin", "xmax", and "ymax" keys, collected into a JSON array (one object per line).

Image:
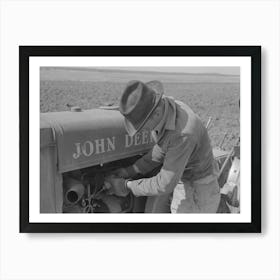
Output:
[{"xmin": 40, "ymin": 68, "xmax": 240, "ymax": 150}]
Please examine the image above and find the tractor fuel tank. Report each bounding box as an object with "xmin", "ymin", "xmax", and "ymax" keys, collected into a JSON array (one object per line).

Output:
[{"xmin": 41, "ymin": 109, "xmax": 154, "ymax": 173}]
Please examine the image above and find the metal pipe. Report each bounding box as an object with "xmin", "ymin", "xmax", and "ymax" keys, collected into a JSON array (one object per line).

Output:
[{"xmin": 64, "ymin": 177, "xmax": 85, "ymax": 205}]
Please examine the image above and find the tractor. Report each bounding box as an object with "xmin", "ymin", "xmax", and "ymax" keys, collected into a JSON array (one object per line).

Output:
[{"xmin": 40, "ymin": 106, "xmax": 240, "ymax": 213}]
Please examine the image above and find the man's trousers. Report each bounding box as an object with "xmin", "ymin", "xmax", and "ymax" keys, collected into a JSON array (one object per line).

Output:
[{"xmin": 144, "ymin": 172, "xmax": 221, "ymax": 213}]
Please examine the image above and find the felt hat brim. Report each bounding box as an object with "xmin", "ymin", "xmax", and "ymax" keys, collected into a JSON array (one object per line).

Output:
[{"xmin": 123, "ymin": 80, "xmax": 164, "ymax": 136}]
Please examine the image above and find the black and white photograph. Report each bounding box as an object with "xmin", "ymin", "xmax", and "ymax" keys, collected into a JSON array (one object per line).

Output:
[
  {"xmin": 40, "ymin": 66, "xmax": 240, "ymax": 215},
  {"xmin": 20, "ymin": 46, "xmax": 261, "ymax": 232}
]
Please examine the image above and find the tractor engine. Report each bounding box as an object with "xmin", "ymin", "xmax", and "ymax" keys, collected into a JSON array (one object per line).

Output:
[
  {"xmin": 62, "ymin": 157, "xmax": 141, "ymax": 213},
  {"xmin": 40, "ymin": 108, "xmax": 155, "ymax": 213}
]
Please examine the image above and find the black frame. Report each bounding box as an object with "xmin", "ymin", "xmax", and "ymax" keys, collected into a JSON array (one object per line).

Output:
[{"xmin": 20, "ymin": 46, "xmax": 261, "ymax": 233}]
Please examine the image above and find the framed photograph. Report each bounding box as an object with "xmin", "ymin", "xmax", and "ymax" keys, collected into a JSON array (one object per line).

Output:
[{"xmin": 20, "ymin": 46, "xmax": 261, "ymax": 233}]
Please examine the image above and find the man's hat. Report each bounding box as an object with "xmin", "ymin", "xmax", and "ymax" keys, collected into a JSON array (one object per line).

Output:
[{"xmin": 119, "ymin": 80, "xmax": 164, "ymax": 136}]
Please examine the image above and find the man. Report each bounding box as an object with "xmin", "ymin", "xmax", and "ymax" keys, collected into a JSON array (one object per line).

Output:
[{"xmin": 104, "ymin": 80, "xmax": 221, "ymax": 213}]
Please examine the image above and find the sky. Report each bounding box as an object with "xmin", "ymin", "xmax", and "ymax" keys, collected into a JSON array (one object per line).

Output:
[{"xmin": 94, "ymin": 67, "xmax": 240, "ymax": 76}]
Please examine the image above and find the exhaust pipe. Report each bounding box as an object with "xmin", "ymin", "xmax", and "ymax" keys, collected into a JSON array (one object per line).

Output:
[{"xmin": 64, "ymin": 177, "xmax": 85, "ymax": 205}]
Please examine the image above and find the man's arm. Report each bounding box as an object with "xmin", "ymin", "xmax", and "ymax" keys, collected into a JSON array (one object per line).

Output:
[
  {"xmin": 131, "ymin": 143, "xmax": 166, "ymax": 175},
  {"xmin": 127, "ymin": 134, "xmax": 196, "ymax": 196},
  {"xmin": 111, "ymin": 144, "xmax": 165, "ymax": 179}
]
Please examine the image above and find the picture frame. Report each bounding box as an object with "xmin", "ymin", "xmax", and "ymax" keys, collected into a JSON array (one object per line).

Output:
[{"xmin": 20, "ymin": 46, "xmax": 261, "ymax": 233}]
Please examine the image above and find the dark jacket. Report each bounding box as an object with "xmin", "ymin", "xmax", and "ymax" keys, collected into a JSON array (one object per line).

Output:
[{"xmin": 127, "ymin": 96, "xmax": 214, "ymax": 196}]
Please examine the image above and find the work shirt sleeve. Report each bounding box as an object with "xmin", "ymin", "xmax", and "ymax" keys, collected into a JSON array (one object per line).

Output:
[
  {"xmin": 127, "ymin": 133, "xmax": 197, "ymax": 196},
  {"xmin": 133, "ymin": 144, "xmax": 165, "ymax": 175}
]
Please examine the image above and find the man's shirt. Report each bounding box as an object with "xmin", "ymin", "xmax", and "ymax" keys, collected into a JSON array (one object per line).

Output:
[{"xmin": 127, "ymin": 96, "xmax": 214, "ymax": 197}]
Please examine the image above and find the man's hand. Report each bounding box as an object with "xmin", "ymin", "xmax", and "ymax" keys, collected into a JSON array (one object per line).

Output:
[{"xmin": 104, "ymin": 175, "xmax": 130, "ymax": 197}]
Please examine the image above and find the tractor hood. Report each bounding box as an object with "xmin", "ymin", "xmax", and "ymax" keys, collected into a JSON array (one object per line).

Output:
[{"xmin": 41, "ymin": 109, "xmax": 154, "ymax": 173}]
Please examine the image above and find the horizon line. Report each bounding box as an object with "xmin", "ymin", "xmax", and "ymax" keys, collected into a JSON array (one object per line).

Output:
[{"xmin": 41, "ymin": 66, "xmax": 240, "ymax": 77}]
